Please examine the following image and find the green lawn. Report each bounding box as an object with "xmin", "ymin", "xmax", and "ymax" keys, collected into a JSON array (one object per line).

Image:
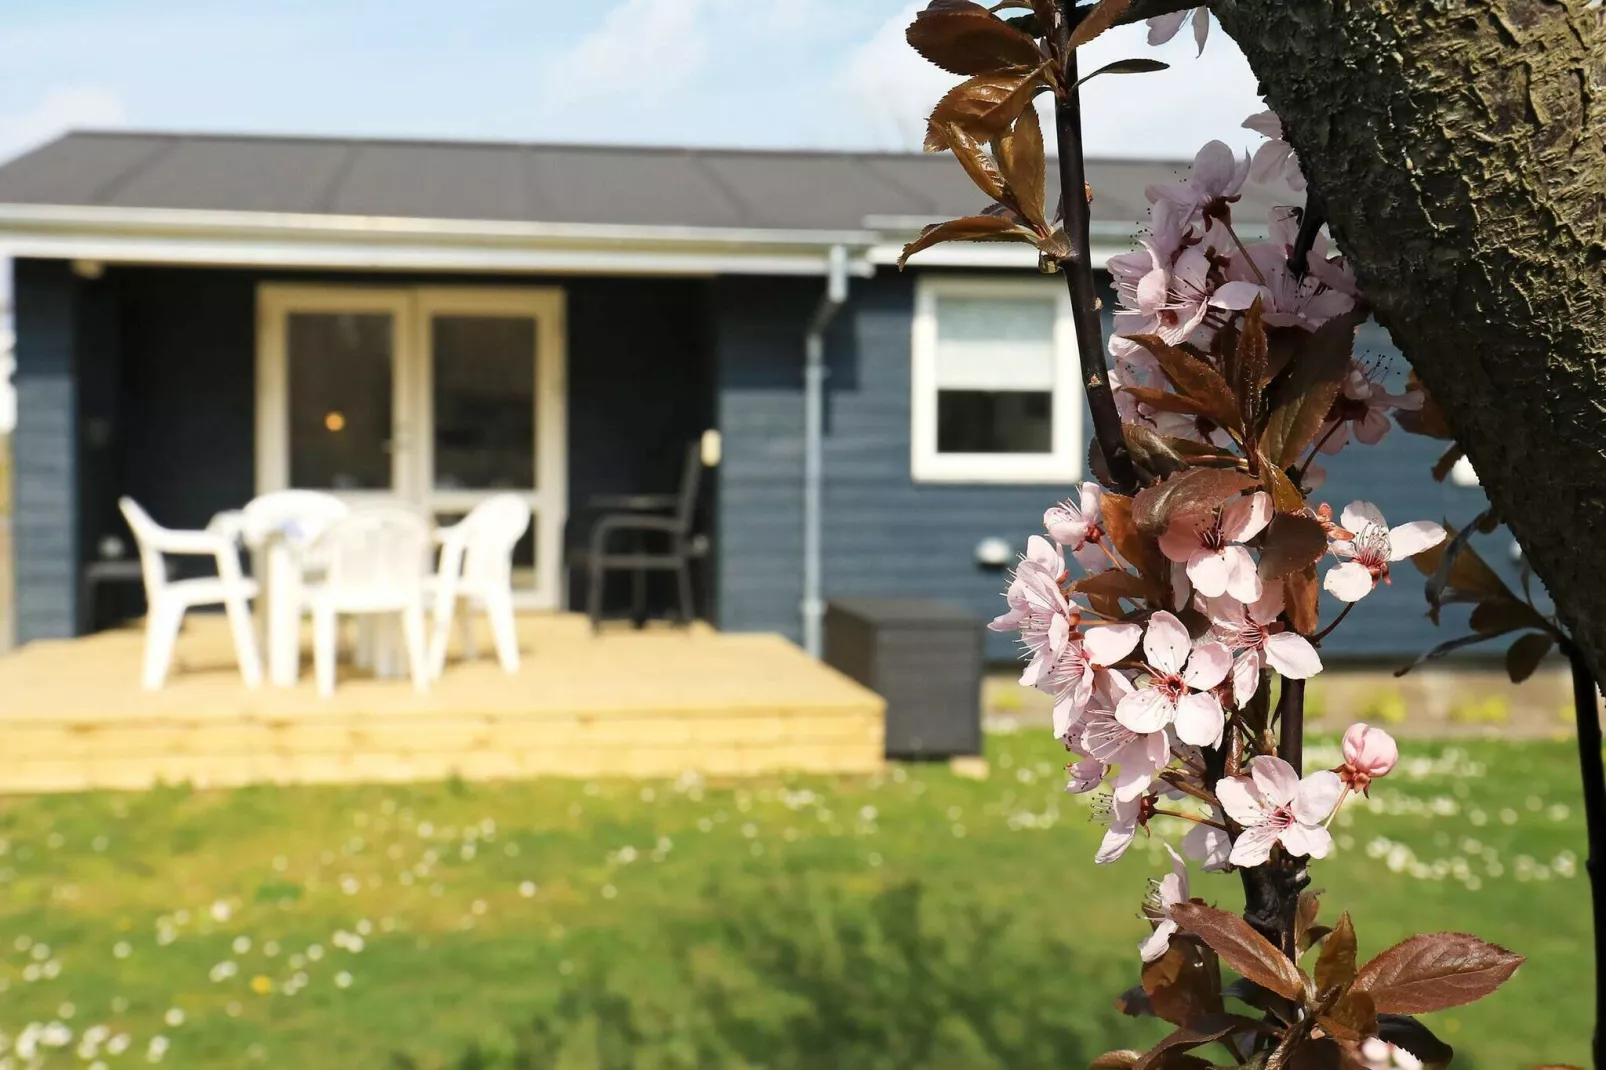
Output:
[{"xmin": 0, "ymin": 732, "xmax": 1590, "ymax": 1069}]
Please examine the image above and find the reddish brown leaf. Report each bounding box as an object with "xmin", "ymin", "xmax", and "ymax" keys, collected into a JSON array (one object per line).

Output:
[
  {"xmin": 993, "ymin": 102, "xmax": 1047, "ymax": 227},
  {"xmin": 1375, "ymin": 1014, "xmax": 1454, "ymax": 1067},
  {"xmin": 1071, "ymin": 568, "xmax": 1153, "ymax": 604},
  {"xmin": 1121, "ymin": 385, "xmax": 1214, "ymax": 419},
  {"xmin": 1169, "ymin": 902, "xmax": 1307, "ymax": 1001},
  {"xmin": 1469, "ymin": 598, "xmax": 1549, "ymax": 637},
  {"xmin": 1430, "ymin": 443, "xmax": 1464, "ymax": 483},
  {"xmin": 926, "ymin": 73, "xmax": 1031, "ymax": 143},
  {"xmin": 928, "ymin": 122, "xmax": 1007, "ymax": 200},
  {"xmin": 1234, "ymin": 299, "xmax": 1270, "ymax": 441},
  {"xmin": 1065, "ymin": 0, "xmax": 1134, "ymax": 49},
  {"xmin": 1284, "ymin": 565, "xmax": 1320, "ymax": 636},
  {"xmin": 1258, "ymin": 454, "xmax": 1306, "ymax": 514},
  {"xmin": 1506, "ymin": 631, "xmax": 1556, "ymax": 683},
  {"xmin": 1259, "ymin": 512, "xmax": 1328, "ymax": 582},
  {"xmin": 1133, "ymin": 468, "xmax": 1258, "ymax": 535},
  {"xmin": 1411, "ymin": 522, "xmax": 1517, "ymax": 620},
  {"xmin": 1313, "ymin": 912, "xmax": 1357, "ymax": 994},
  {"xmin": 1073, "ymin": 56, "xmax": 1169, "ymax": 86},
  {"xmin": 1134, "ymin": 1013, "xmax": 1268, "ymax": 1070},
  {"xmin": 906, "ymin": 0, "xmax": 1044, "ymax": 76},
  {"xmin": 1260, "ymin": 311, "xmax": 1360, "ymax": 468},
  {"xmin": 1123, "ymin": 424, "xmax": 1240, "ymax": 480},
  {"xmin": 1351, "ymin": 932, "xmax": 1524, "ymax": 1015},
  {"xmin": 1295, "ymin": 890, "xmax": 1322, "ymax": 952},
  {"xmin": 897, "ymin": 214, "xmax": 1036, "ymax": 268},
  {"xmin": 1127, "ymin": 334, "xmax": 1241, "ymax": 433},
  {"xmin": 1394, "ymin": 372, "xmax": 1453, "ymax": 439},
  {"xmin": 1318, "ymin": 989, "xmax": 1377, "ymax": 1042},
  {"xmin": 1101, "ymin": 493, "xmax": 1168, "ymax": 586},
  {"xmin": 1141, "ymin": 935, "xmax": 1224, "ymax": 1028},
  {"xmin": 1087, "ymin": 591, "xmax": 1125, "ymax": 619},
  {"xmin": 1283, "ymin": 1037, "xmax": 1364, "ymax": 1070},
  {"xmin": 1394, "ymin": 632, "xmax": 1499, "ymax": 678}
]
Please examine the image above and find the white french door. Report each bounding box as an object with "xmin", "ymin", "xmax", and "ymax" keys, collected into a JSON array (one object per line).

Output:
[{"xmin": 256, "ymin": 284, "xmax": 567, "ymax": 609}]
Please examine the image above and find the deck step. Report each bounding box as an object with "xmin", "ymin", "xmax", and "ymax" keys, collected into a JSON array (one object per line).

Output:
[{"xmin": 0, "ymin": 615, "xmax": 886, "ymax": 793}]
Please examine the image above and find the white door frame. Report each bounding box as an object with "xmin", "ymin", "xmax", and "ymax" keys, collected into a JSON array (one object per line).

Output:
[
  {"xmin": 255, "ymin": 282, "xmax": 568, "ymax": 610},
  {"xmin": 411, "ymin": 286, "xmax": 567, "ymax": 609},
  {"xmin": 255, "ymin": 285, "xmax": 418, "ymax": 502}
]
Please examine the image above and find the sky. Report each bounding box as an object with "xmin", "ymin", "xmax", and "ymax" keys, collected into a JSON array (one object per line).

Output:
[{"xmin": 0, "ymin": 0, "xmax": 1267, "ymax": 162}]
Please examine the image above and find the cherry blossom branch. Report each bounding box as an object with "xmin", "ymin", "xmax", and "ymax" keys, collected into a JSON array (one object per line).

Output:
[
  {"xmin": 1222, "ymin": 220, "xmax": 1268, "ymax": 286},
  {"xmin": 1288, "ymin": 188, "xmax": 1329, "ymax": 281},
  {"xmin": 1050, "ymin": 15, "xmax": 1139, "ymax": 494},
  {"xmin": 1562, "ymin": 636, "xmax": 1606, "ymax": 1069},
  {"xmin": 1310, "ymin": 602, "xmax": 1354, "ymax": 644},
  {"xmin": 1275, "ymin": 677, "xmax": 1306, "ymax": 773},
  {"xmin": 1158, "ymin": 771, "xmax": 1218, "ymax": 807},
  {"xmin": 1152, "ymin": 807, "xmax": 1229, "ymax": 831},
  {"xmin": 1296, "ymin": 419, "xmax": 1347, "ymax": 481}
]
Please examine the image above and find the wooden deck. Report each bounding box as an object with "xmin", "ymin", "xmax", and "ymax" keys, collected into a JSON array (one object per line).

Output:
[{"xmin": 0, "ymin": 614, "xmax": 885, "ymax": 793}]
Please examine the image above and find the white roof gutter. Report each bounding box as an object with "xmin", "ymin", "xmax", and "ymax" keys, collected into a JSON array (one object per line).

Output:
[{"xmin": 0, "ymin": 203, "xmax": 883, "ymax": 278}]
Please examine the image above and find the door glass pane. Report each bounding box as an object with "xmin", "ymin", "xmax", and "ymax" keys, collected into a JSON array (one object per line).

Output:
[
  {"xmin": 432, "ymin": 315, "xmax": 536, "ymax": 491},
  {"xmin": 287, "ymin": 312, "xmax": 394, "ymax": 490}
]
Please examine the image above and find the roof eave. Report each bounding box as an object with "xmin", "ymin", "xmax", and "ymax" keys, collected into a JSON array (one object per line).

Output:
[{"xmin": 0, "ymin": 203, "xmax": 885, "ymax": 277}]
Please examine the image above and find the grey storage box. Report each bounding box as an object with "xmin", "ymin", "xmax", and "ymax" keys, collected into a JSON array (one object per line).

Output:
[{"xmin": 824, "ymin": 598, "xmax": 982, "ymax": 759}]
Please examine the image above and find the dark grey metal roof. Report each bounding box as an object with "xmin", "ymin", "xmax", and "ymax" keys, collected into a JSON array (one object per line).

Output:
[{"xmin": 0, "ymin": 131, "xmax": 1299, "ymax": 234}]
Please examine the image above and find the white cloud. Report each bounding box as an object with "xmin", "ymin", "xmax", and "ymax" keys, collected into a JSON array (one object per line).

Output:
[
  {"xmin": 539, "ymin": 0, "xmax": 714, "ymax": 110},
  {"xmin": 833, "ymin": 7, "xmax": 1266, "ymax": 158},
  {"xmin": 0, "ymin": 85, "xmax": 127, "ymax": 159},
  {"xmin": 538, "ymin": 0, "xmax": 829, "ymax": 115}
]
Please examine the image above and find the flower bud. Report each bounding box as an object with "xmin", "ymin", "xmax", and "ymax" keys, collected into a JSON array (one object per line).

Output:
[{"xmin": 1339, "ymin": 722, "xmax": 1398, "ymax": 794}]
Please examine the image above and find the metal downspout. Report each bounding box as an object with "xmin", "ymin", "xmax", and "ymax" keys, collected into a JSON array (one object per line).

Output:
[{"xmin": 802, "ymin": 245, "xmax": 849, "ymax": 657}]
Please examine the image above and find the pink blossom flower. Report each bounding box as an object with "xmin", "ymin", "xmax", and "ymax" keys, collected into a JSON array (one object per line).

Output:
[
  {"xmin": 1147, "ymin": 141, "xmax": 1249, "ymax": 225},
  {"xmin": 1044, "ymin": 622, "xmax": 1143, "ymax": 740},
  {"xmin": 1078, "ymin": 683, "xmax": 1170, "ymax": 802},
  {"xmin": 1242, "ymin": 110, "xmax": 1306, "ymax": 192},
  {"xmin": 1066, "ymin": 757, "xmax": 1107, "ymax": 795},
  {"xmin": 990, "ymin": 536, "xmax": 1072, "ymax": 669},
  {"xmin": 1317, "ymin": 362, "xmax": 1425, "ymax": 454},
  {"xmin": 1115, "ymin": 611, "xmax": 1233, "ymax": 747},
  {"xmin": 1043, "ymin": 483, "xmax": 1110, "ymax": 571},
  {"xmin": 1204, "ymin": 589, "xmax": 1323, "ymax": 708},
  {"xmin": 1323, "ymin": 502, "xmax": 1446, "ymax": 602},
  {"xmin": 1147, "ymin": 7, "xmax": 1209, "ymax": 54},
  {"xmin": 1340, "ymin": 722, "xmax": 1398, "ymax": 795},
  {"xmin": 1159, "ymin": 492, "xmax": 1271, "ymax": 603},
  {"xmin": 1360, "ymin": 1037, "xmax": 1423, "ymax": 1070},
  {"xmin": 1226, "ymin": 240, "xmax": 1357, "ymax": 331},
  {"xmin": 1182, "ymin": 813, "xmax": 1231, "ymax": 872},
  {"xmin": 1094, "ymin": 792, "xmax": 1155, "ymax": 865},
  {"xmin": 1217, "ymin": 756, "xmax": 1345, "ymax": 867},
  {"xmin": 1139, "ymin": 844, "xmax": 1191, "ymax": 963},
  {"xmin": 1267, "ymin": 207, "xmax": 1359, "ymax": 300}
]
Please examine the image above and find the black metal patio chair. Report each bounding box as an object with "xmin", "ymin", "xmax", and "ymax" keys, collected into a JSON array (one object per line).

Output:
[{"xmin": 569, "ymin": 442, "xmax": 708, "ymax": 631}]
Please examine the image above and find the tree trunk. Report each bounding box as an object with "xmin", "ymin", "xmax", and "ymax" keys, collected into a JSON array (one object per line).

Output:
[{"xmin": 1209, "ymin": 1, "xmax": 1606, "ymax": 676}]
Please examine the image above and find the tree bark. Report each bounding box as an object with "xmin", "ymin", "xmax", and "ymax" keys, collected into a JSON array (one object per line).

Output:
[{"xmin": 1206, "ymin": 1, "xmax": 1606, "ymax": 677}]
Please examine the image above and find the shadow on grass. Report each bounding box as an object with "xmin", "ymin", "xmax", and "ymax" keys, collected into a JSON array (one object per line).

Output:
[{"xmin": 424, "ymin": 881, "xmax": 1130, "ymax": 1070}]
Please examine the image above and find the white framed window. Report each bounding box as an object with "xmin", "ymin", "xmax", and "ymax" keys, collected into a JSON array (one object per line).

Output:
[{"xmin": 910, "ymin": 275, "xmax": 1083, "ymax": 483}]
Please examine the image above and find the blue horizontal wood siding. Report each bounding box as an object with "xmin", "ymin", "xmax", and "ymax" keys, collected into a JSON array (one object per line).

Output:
[
  {"xmin": 12, "ymin": 260, "xmax": 80, "ymax": 641},
  {"xmin": 711, "ymin": 268, "xmax": 1509, "ymax": 665}
]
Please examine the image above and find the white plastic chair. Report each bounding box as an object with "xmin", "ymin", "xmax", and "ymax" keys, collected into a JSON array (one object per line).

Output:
[
  {"xmin": 303, "ymin": 506, "xmax": 432, "ymax": 697},
  {"xmin": 239, "ymin": 490, "xmax": 350, "ymax": 687},
  {"xmin": 118, "ymin": 497, "xmax": 263, "ymax": 691},
  {"xmin": 429, "ymin": 495, "xmax": 531, "ymax": 677}
]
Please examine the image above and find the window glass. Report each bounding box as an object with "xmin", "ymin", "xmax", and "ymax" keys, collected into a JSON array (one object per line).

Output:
[{"xmin": 933, "ymin": 296, "xmax": 1055, "ymax": 454}]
